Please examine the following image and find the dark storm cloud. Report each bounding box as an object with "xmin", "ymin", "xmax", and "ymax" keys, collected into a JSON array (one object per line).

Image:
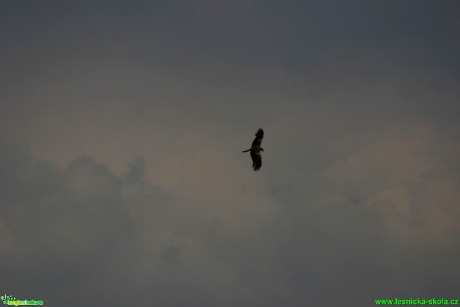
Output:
[
  {"xmin": 252, "ymin": 1, "xmax": 460, "ymax": 129},
  {"xmin": 255, "ymin": 1, "xmax": 460, "ymax": 76}
]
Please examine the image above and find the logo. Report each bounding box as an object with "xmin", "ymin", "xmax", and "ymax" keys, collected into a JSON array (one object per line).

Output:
[{"xmin": 1, "ymin": 294, "xmax": 43, "ymax": 306}]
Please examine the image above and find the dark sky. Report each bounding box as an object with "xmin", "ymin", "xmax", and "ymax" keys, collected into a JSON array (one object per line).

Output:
[{"xmin": 1, "ymin": 1, "xmax": 460, "ymax": 306}]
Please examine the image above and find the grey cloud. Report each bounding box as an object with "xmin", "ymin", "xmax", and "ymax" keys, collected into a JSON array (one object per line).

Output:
[
  {"xmin": 1, "ymin": 131, "xmax": 460, "ymax": 306},
  {"xmin": 0, "ymin": 141, "xmax": 138, "ymax": 305},
  {"xmin": 1, "ymin": 1, "xmax": 460, "ymax": 306}
]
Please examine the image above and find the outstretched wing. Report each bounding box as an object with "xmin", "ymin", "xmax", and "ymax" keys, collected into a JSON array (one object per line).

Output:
[
  {"xmin": 250, "ymin": 151, "xmax": 262, "ymax": 171},
  {"xmin": 251, "ymin": 128, "xmax": 264, "ymax": 147}
]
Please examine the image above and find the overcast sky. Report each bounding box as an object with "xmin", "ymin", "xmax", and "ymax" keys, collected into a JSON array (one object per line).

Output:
[{"xmin": 1, "ymin": 1, "xmax": 460, "ymax": 306}]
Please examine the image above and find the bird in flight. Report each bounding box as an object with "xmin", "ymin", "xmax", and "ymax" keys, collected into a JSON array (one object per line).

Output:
[{"xmin": 242, "ymin": 128, "xmax": 264, "ymax": 171}]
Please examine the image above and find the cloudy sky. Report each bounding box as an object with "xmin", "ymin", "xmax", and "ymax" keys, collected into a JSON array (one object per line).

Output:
[{"xmin": 1, "ymin": 1, "xmax": 459, "ymax": 306}]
